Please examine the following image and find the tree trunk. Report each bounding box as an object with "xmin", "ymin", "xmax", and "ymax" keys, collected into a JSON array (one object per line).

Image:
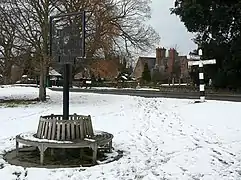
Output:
[
  {"xmin": 3, "ymin": 63, "xmax": 12, "ymax": 85},
  {"xmin": 3, "ymin": 76, "xmax": 10, "ymax": 84},
  {"xmin": 39, "ymin": 63, "xmax": 46, "ymax": 101}
]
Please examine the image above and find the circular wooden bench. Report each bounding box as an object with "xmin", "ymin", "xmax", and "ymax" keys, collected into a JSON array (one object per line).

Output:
[{"xmin": 15, "ymin": 114, "xmax": 113, "ymax": 165}]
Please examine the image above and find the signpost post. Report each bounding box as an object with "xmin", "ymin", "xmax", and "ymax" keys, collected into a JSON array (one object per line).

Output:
[
  {"xmin": 188, "ymin": 49, "xmax": 216, "ymax": 102},
  {"xmin": 49, "ymin": 11, "xmax": 86, "ymax": 120}
]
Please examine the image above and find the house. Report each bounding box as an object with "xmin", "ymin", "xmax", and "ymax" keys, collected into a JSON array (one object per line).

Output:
[
  {"xmin": 133, "ymin": 56, "xmax": 156, "ymax": 79},
  {"xmin": 49, "ymin": 67, "xmax": 62, "ymax": 80},
  {"xmin": 133, "ymin": 47, "xmax": 189, "ymax": 82}
]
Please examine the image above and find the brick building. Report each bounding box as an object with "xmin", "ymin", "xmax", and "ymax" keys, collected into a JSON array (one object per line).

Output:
[{"xmin": 133, "ymin": 47, "xmax": 189, "ymax": 82}]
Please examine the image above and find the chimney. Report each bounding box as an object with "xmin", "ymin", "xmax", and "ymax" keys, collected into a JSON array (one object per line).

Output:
[
  {"xmin": 156, "ymin": 47, "xmax": 166, "ymax": 66},
  {"xmin": 168, "ymin": 48, "xmax": 178, "ymax": 74}
]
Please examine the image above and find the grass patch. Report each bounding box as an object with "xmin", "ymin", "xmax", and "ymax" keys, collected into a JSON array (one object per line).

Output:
[{"xmin": 0, "ymin": 98, "xmax": 39, "ymax": 108}]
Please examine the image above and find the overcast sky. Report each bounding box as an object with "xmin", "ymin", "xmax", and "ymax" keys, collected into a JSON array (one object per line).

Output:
[{"xmin": 148, "ymin": 0, "xmax": 197, "ymax": 56}]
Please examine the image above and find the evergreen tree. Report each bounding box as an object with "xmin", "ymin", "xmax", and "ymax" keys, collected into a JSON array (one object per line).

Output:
[
  {"xmin": 142, "ymin": 63, "xmax": 151, "ymax": 82},
  {"xmin": 171, "ymin": 0, "xmax": 241, "ymax": 89}
]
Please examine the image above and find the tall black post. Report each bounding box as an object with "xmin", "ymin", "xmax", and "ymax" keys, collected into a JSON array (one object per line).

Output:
[
  {"xmin": 82, "ymin": 11, "xmax": 86, "ymax": 58},
  {"xmin": 49, "ymin": 16, "xmax": 53, "ymax": 57},
  {"xmin": 63, "ymin": 63, "xmax": 70, "ymax": 120}
]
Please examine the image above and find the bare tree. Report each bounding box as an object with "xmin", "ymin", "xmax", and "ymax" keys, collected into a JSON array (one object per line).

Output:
[
  {"xmin": 55, "ymin": 0, "xmax": 121, "ymax": 58},
  {"xmin": 0, "ymin": 4, "xmax": 26, "ymax": 84},
  {"xmin": 3, "ymin": 0, "xmax": 60, "ymax": 100},
  {"xmin": 1, "ymin": 0, "xmax": 159, "ymax": 95},
  {"xmin": 57, "ymin": 0, "xmax": 160, "ymax": 66}
]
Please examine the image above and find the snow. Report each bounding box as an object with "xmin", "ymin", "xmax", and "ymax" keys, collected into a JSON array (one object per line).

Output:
[
  {"xmin": 0, "ymin": 85, "xmax": 39, "ymax": 100},
  {"xmin": 13, "ymin": 84, "xmax": 39, "ymax": 88},
  {"xmin": 0, "ymin": 86, "xmax": 241, "ymax": 179},
  {"xmin": 79, "ymin": 86, "xmax": 160, "ymax": 91},
  {"xmin": 84, "ymin": 138, "xmax": 96, "ymax": 142},
  {"xmin": 160, "ymin": 83, "xmax": 188, "ymax": 86},
  {"xmin": 19, "ymin": 132, "xmax": 73, "ymax": 143},
  {"xmin": 18, "ymin": 130, "xmax": 105, "ymax": 144}
]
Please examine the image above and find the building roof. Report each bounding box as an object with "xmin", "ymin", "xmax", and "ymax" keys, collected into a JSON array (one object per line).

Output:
[{"xmin": 49, "ymin": 68, "xmax": 62, "ymax": 76}]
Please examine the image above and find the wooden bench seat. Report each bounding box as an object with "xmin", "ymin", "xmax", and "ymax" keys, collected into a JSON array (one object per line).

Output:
[
  {"xmin": 15, "ymin": 114, "xmax": 113, "ymax": 165},
  {"xmin": 36, "ymin": 114, "xmax": 94, "ymax": 140},
  {"xmin": 16, "ymin": 134, "xmax": 98, "ymax": 165}
]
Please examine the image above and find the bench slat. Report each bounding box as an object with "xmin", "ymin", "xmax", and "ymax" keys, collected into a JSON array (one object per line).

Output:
[
  {"xmin": 67, "ymin": 123, "xmax": 71, "ymax": 140},
  {"xmin": 88, "ymin": 115, "xmax": 94, "ymax": 136},
  {"xmin": 61, "ymin": 123, "xmax": 65, "ymax": 140},
  {"xmin": 51, "ymin": 118, "xmax": 57, "ymax": 140},
  {"xmin": 79, "ymin": 120, "xmax": 84, "ymax": 139},
  {"xmin": 47, "ymin": 121, "xmax": 52, "ymax": 139},
  {"xmin": 76, "ymin": 124, "xmax": 80, "ymax": 139},
  {"xmin": 44, "ymin": 121, "xmax": 49, "ymax": 139},
  {"xmin": 71, "ymin": 123, "xmax": 75, "ymax": 139},
  {"xmin": 83, "ymin": 119, "xmax": 87, "ymax": 136},
  {"xmin": 37, "ymin": 118, "xmax": 43, "ymax": 138},
  {"xmin": 56, "ymin": 123, "xmax": 61, "ymax": 140},
  {"xmin": 40, "ymin": 121, "xmax": 46, "ymax": 138}
]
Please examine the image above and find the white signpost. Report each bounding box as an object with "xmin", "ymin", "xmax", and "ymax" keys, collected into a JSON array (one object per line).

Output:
[{"xmin": 188, "ymin": 49, "xmax": 216, "ymax": 102}]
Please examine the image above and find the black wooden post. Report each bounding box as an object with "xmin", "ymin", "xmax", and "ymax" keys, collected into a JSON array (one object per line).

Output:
[
  {"xmin": 82, "ymin": 11, "xmax": 86, "ymax": 58},
  {"xmin": 63, "ymin": 63, "xmax": 70, "ymax": 120},
  {"xmin": 49, "ymin": 16, "xmax": 53, "ymax": 57}
]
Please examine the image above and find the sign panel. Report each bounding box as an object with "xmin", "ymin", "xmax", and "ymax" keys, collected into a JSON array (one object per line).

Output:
[
  {"xmin": 52, "ymin": 22, "xmax": 83, "ymax": 64},
  {"xmin": 188, "ymin": 54, "xmax": 201, "ymax": 60},
  {"xmin": 188, "ymin": 59, "xmax": 216, "ymax": 66}
]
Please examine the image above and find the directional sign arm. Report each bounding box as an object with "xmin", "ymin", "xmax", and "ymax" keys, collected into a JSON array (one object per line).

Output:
[
  {"xmin": 188, "ymin": 61, "xmax": 200, "ymax": 66},
  {"xmin": 188, "ymin": 59, "xmax": 216, "ymax": 67},
  {"xmin": 202, "ymin": 59, "xmax": 216, "ymax": 65}
]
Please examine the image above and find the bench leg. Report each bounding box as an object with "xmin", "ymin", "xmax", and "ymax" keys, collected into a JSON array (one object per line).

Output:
[
  {"xmin": 40, "ymin": 151, "xmax": 44, "ymax": 165},
  {"xmin": 16, "ymin": 140, "xmax": 19, "ymax": 156},
  {"xmin": 92, "ymin": 144, "xmax": 98, "ymax": 164},
  {"xmin": 50, "ymin": 149, "xmax": 54, "ymax": 156},
  {"xmin": 38, "ymin": 145, "xmax": 47, "ymax": 165},
  {"xmin": 108, "ymin": 140, "xmax": 112, "ymax": 152}
]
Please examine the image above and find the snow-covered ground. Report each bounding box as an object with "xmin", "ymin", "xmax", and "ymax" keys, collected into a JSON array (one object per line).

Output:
[
  {"xmin": 70, "ymin": 86, "xmax": 160, "ymax": 91},
  {"xmin": 0, "ymin": 86, "xmax": 241, "ymax": 179},
  {"xmin": 0, "ymin": 85, "xmax": 39, "ymax": 100},
  {"xmin": 93, "ymin": 87, "xmax": 160, "ymax": 91},
  {"xmin": 160, "ymin": 83, "xmax": 188, "ymax": 86}
]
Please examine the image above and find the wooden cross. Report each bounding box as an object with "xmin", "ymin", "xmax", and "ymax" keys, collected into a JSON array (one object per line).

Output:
[{"xmin": 188, "ymin": 49, "xmax": 216, "ymax": 102}]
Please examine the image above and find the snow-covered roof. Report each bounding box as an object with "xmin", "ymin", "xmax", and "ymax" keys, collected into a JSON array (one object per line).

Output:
[
  {"xmin": 49, "ymin": 68, "xmax": 61, "ymax": 76},
  {"xmin": 74, "ymin": 72, "xmax": 83, "ymax": 79}
]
